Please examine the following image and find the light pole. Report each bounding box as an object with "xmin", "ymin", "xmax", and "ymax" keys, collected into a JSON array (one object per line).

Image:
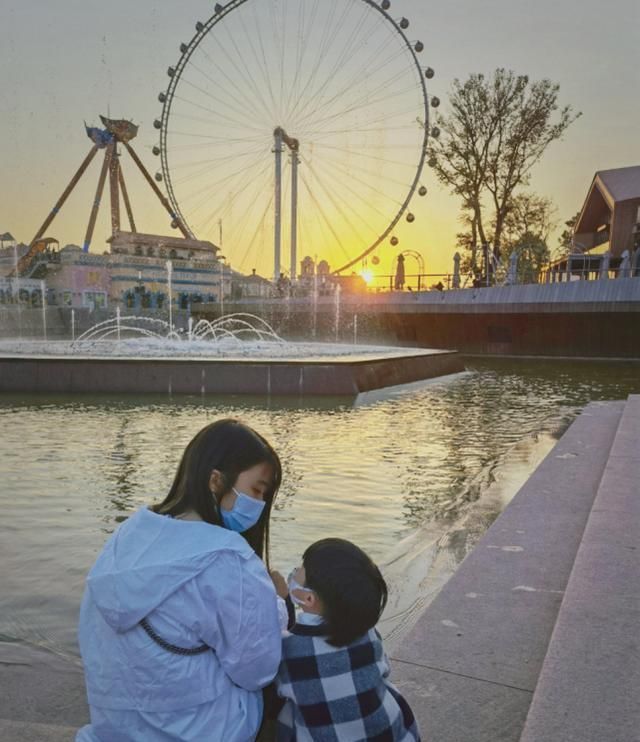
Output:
[
  {"xmin": 218, "ymin": 255, "xmax": 226, "ymax": 317},
  {"xmin": 165, "ymin": 260, "xmax": 173, "ymax": 331}
]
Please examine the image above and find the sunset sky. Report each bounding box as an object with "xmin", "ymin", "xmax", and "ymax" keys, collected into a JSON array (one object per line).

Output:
[{"xmin": 1, "ymin": 0, "xmax": 638, "ymax": 279}]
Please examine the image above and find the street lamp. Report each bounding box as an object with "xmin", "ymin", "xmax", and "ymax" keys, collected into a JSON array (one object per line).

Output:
[{"xmin": 218, "ymin": 254, "xmax": 227, "ymax": 317}]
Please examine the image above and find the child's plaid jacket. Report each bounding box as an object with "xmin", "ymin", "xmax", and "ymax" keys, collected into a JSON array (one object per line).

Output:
[{"xmin": 275, "ymin": 621, "xmax": 421, "ymax": 741}]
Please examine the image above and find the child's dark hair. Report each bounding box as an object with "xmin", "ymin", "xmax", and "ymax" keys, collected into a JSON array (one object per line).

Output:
[{"xmin": 302, "ymin": 538, "xmax": 387, "ymax": 647}]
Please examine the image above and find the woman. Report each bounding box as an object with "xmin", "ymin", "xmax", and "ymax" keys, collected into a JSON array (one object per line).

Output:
[{"xmin": 77, "ymin": 419, "xmax": 285, "ymax": 741}]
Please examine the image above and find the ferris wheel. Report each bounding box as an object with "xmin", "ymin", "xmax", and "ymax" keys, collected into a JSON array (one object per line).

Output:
[{"xmin": 153, "ymin": 0, "xmax": 435, "ymax": 278}]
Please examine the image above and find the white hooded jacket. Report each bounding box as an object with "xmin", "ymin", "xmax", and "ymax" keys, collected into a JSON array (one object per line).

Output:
[{"xmin": 77, "ymin": 506, "xmax": 281, "ymax": 740}]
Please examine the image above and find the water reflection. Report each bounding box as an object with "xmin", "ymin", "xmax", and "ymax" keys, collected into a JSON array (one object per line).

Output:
[
  {"xmin": 107, "ymin": 419, "xmax": 136, "ymax": 511},
  {"xmin": 0, "ymin": 358, "xmax": 639, "ymax": 657}
]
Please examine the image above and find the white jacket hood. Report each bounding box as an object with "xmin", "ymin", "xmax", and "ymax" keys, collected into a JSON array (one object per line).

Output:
[{"xmin": 86, "ymin": 506, "xmax": 251, "ymax": 632}]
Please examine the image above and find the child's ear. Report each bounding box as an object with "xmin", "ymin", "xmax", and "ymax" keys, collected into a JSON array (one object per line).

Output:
[{"xmin": 306, "ymin": 591, "xmax": 323, "ymax": 614}]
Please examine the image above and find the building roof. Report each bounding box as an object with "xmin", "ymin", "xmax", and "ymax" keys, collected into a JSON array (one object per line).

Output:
[
  {"xmin": 239, "ymin": 272, "xmax": 272, "ymax": 285},
  {"xmin": 574, "ymin": 165, "xmax": 640, "ymax": 256},
  {"xmin": 575, "ymin": 165, "xmax": 640, "ymax": 233},
  {"xmin": 107, "ymin": 230, "xmax": 218, "ymax": 254},
  {"xmin": 594, "ymin": 165, "xmax": 640, "ymax": 205}
]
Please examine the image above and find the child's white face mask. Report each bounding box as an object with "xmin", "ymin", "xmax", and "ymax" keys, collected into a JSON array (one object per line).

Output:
[{"xmin": 287, "ymin": 568, "xmax": 315, "ymax": 607}]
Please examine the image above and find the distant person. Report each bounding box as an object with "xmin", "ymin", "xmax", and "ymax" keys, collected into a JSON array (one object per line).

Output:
[
  {"xmin": 77, "ymin": 419, "xmax": 287, "ymax": 742},
  {"xmin": 277, "ymin": 272, "xmax": 291, "ymax": 297},
  {"xmin": 275, "ymin": 538, "xmax": 421, "ymax": 741},
  {"xmin": 394, "ymin": 254, "xmax": 405, "ymax": 290}
]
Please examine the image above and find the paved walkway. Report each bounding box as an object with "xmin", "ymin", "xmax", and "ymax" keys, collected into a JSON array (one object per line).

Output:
[{"xmin": 391, "ymin": 395, "xmax": 639, "ymax": 742}]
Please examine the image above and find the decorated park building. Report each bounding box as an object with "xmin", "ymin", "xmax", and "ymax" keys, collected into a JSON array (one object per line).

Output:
[
  {"xmin": 51, "ymin": 232, "xmax": 226, "ymax": 310},
  {"xmin": 0, "ymin": 276, "xmax": 46, "ymax": 306},
  {"xmin": 0, "ymin": 231, "xmax": 231, "ymax": 310},
  {"xmin": 105, "ymin": 230, "xmax": 226, "ymax": 310}
]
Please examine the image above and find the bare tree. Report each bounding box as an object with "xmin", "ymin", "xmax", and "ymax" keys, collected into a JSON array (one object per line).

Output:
[{"xmin": 428, "ymin": 69, "xmax": 580, "ymax": 265}]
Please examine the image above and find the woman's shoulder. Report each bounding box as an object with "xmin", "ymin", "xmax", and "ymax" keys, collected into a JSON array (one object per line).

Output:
[
  {"xmin": 116, "ymin": 506, "xmax": 257, "ymax": 566},
  {"xmin": 194, "ymin": 539, "xmax": 275, "ymax": 608}
]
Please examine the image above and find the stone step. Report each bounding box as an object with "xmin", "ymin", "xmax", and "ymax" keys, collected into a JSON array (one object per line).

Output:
[
  {"xmin": 519, "ymin": 394, "xmax": 640, "ymax": 742},
  {"xmin": 389, "ymin": 399, "xmax": 624, "ymax": 742},
  {"xmin": 0, "ymin": 718, "xmax": 77, "ymax": 742},
  {"xmin": 0, "ymin": 641, "xmax": 87, "ymax": 730}
]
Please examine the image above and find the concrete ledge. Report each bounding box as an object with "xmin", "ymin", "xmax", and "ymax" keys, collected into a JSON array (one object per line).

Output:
[
  {"xmin": 0, "ymin": 349, "xmax": 463, "ymax": 396},
  {"xmin": 390, "ymin": 400, "xmax": 625, "ymax": 741},
  {"xmin": 520, "ymin": 395, "xmax": 640, "ymax": 742}
]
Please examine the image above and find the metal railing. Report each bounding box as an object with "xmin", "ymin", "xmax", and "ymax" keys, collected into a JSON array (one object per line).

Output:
[{"xmin": 365, "ymin": 272, "xmax": 454, "ymax": 292}]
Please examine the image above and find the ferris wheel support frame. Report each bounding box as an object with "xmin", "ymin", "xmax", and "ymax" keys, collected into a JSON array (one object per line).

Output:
[
  {"xmin": 274, "ymin": 128, "xmax": 283, "ymax": 281},
  {"xmin": 272, "ymin": 126, "xmax": 300, "ymax": 281},
  {"xmin": 290, "ymin": 147, "xmax": 299, "ymax": 281},
  {"xmin": 157, "ymin": 0, "xmax": 430, "ymax": 277}
]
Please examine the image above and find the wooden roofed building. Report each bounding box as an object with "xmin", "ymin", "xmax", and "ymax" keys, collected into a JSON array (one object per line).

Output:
[
  {"xmin": 546, "ymin": 165, "xmax": 640, "ymax": 281},
  {"xmin": 574, "ymin": 165, "xmax": 640, "ymax": 257}
]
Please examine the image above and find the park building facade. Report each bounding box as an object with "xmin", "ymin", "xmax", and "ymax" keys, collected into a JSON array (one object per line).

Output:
[{"xmin": 0, "ymin": 231, "xmax": 235, "ymax": 311}]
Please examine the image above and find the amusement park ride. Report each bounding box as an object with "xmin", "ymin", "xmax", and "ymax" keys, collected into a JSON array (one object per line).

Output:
[
  {"xmin": 152, "ymin": 0, "xmax": 437, "ymax": 281},
  {"xmin": 10, "ymin": 116, "xmax": 194, "ymax": 278},
  {"xmin": 13, "ymin": 0, "xmax": 438, "ymax": 285}
]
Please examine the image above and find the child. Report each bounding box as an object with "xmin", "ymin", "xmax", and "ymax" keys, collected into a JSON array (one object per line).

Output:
[{"xmin": 275, "ymin": 538, "xmax": 421, "ymax": 741}]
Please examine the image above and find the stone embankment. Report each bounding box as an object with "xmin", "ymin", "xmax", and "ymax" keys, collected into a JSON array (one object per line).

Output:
[{"xmin": 391, "ymin": 395, "xmax": 640, "ymax": 742}]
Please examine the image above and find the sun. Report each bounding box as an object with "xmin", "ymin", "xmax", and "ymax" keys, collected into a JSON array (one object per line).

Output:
[{"xmin": 359, "ymin": 269, "xmax": 374, "ymax": 285}]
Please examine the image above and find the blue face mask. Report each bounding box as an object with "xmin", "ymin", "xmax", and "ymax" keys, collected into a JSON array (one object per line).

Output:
[{"xmin": 220, "ymin": 487, "xmax": 265, "ymax": 532}]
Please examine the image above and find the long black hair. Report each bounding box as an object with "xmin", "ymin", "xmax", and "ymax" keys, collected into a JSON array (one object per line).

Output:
[
  {"xmin": 152, "ymin": 418, "xmax": 281, "ymax": 564},
  {"xmin": 303, "ymin": 538, "xmax": 388, "ymax": 646}
]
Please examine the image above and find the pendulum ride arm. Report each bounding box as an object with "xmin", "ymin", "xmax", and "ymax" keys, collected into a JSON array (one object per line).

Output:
[
  {"xmin": 10, "ymin": 145, "xmax": 100, "ymax": 275},
  {"xmin": 108, "ymin": 141, "xmax": 121, "ymax": 235},
  {"xmin": 29, "ymin": 145, "xmax": 99, "ymax": 247},
  {"xmin": 122, "ymin": 141, "xmax": 191, "ymax": 239},
  {"xmin": 118, "ymin": 163, "xmax": 137, "ymax": 232},
  {"xmin": 83, "ymin": 145, "xmax": 112, "ymax": 252}
]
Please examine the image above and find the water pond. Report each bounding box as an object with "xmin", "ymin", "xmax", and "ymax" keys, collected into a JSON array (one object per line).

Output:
[{"xmin": 1, "ymin": 357, "xmax": 638, "ymax": 657}]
